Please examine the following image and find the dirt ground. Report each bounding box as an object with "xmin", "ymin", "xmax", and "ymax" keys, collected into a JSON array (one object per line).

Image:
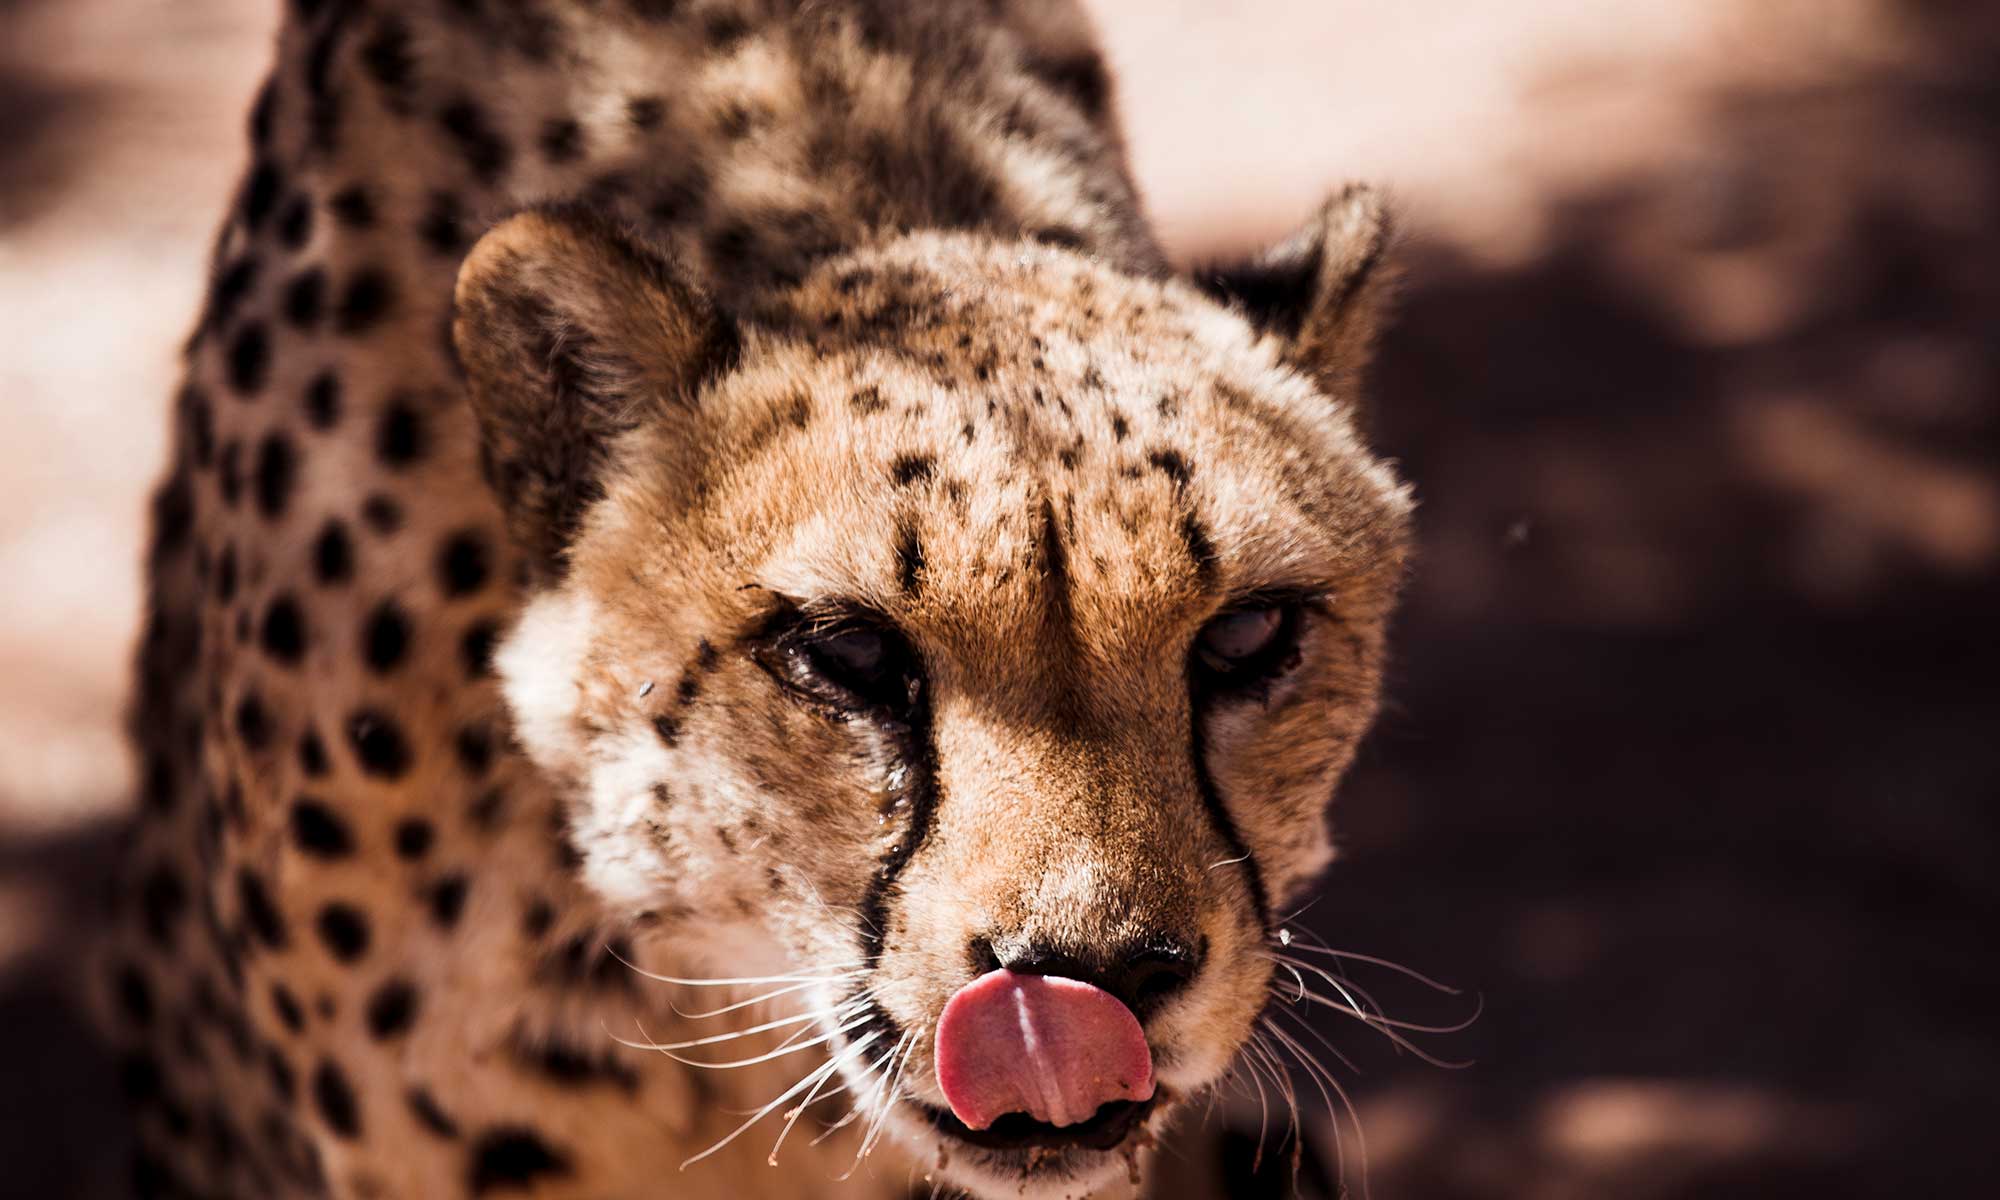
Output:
[{"xmin": 3, "ymin": 1, "xmax": 1996, "ymax": 1196}]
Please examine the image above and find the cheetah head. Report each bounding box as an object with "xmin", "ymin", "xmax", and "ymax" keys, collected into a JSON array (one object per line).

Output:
[{"xmin": 452, "ymin": 195, "xmax": 1410, "ymax": 1197}]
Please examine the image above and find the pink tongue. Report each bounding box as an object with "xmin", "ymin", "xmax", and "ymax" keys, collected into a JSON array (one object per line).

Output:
[{"xmin": 933, "ymin": 969, "xmax": 1155, "ymax": 1131}]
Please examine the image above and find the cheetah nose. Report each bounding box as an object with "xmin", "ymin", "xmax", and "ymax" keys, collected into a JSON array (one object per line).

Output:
[{"xmin": 933, "ymin": 969, "xmax": 1154, "ymax": 1131}]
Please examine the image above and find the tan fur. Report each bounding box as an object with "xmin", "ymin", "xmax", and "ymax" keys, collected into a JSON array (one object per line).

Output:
[{"xmin": 97, "ymin": 3, "xmax": 1408, "ymax": 1198}]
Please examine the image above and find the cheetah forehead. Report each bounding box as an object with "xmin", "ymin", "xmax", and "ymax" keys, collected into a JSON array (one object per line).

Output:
[{"xmin": 600, "ymin": 235, "xmax": 1412, "ymax": 655}]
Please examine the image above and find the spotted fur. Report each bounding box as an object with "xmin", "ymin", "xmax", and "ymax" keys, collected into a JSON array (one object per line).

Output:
[{"xmin": 99, "ymin": 2, "xmax": 1409, "ymax": 1197}]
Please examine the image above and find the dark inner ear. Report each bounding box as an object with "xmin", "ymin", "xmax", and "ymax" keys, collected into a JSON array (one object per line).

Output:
[
  {"xmin": 1193, "ymin": 184, "xmax": 1394, "ymax": 408},
  {"xmin": 452, "ymin": 204, "xmax": 737, "ymax": 578},
  {"xmin": 1196, "ymin": 235, "xmax": 1327, "ymax": 341}
]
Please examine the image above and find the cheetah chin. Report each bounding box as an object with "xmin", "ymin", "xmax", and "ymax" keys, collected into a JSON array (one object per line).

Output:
[{"xmin": 102, "ymin": 2, "xmax": 1412, "ymax": 1198}]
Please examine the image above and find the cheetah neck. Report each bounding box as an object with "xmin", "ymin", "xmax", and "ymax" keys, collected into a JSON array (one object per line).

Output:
[{"xmin": 262, "ymin": 0, "xmax": 1164, "ymax": 312}]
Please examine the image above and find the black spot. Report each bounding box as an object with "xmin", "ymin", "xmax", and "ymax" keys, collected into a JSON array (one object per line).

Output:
[
  {"xmin": 515, "ymin": 1036, "xmax": 638, "ymax": 1091},
  {"xmin": 249, "ymin": 80, "xmax": 277, "ymax": 147},
  {"xmin": 717, "ymin": 101, "xmax": 754, "ymax": 140},
  {"xmin": 469, "ymin": 787, "xmax": 507, "ymax": 829},
  {"xmin": 140, "ymin": 862, "xmax": 188, "ymax": 948},
  {"xmin": 850, "ymin": 385, "xmax": 886, "ymax": 414},
  {"xmin": 703, "ymin": 9, "xmax": 749, "ymax": 46},
  {"xmin": 362, "ymin": 493, "xmax": 404, "ymax": 532},
  {"xmin": 439, "ymin": 97, "xmax": 513, "ymax": 183},
  {"xmin": 376, "ymin": 399, "xmax": 426, "ymax": 467},
  {"xmin": 211, "ymin": 256, "xmax": 260, "ymax": 330},
  {"xmin": 336, "ymin": 267, "xmax": 396, "ymax": 334},
  {"xmin": 429, "ymin": 875, "xmax": 469, "ymax": 929},
  {"xmin": 469, "ymin": 1128, "xmax": 570, "ymax": 1193},
  {"xmin": 237, "ymin": 867, "xmax": 289, "ymax": 950},
  {"xmin": 647, "ymin": 170, "xmax": 709, "ymax": 224},
  {"xmin": 313, "ymin": 519, "xmax": 355, "ymax": 585},
  {"xmin": 304, "ymin": 371, "xmax": 341, "ymax": 429},
  {"xmin": 626, "ymin": 95, "xmax": 665, "ymax": 128},
  {"xmin": 271, "ymin": 982, "xmax": 305, "ymax": 1034},
  {"xmin": 894, "ymin": 522, "xmax": 924, "ymax": 594},
  {"xmin": 419, "ymin": 191, "xmax": 466, "ymax": 255},
  {"xmin": 1179, "ymin": 513, "xmax": 1220, "ymax": 587},
  {"xmin": 149, "ymin": 475, "xmax": 194, "ymax": 560},
  {"xmin": 315, "ymin": 903, "xmax": 370, "ymax": 962},
  {"xmin": 182, "ymin": 385, "xmax": 216, "ymax": 467},
  {"xmin": 290, "ymin": 799, "xmax": 354, "ymax": 858},
  {"xmin": 263, "ymin": 1046, "xmax": 296, "ymax": 1103},
  {"xmin": 521, "ymin": 900, "xmax": 554, "ymax": 939},
  {"xmin": 651, "ymin": 714, "xmax": 680, "ymax": 748},
  {"xmin": 254, "ymin": 433, "xmax": 298, "ymax": 519},
  {"xmin": 454, "ymin": 725, "xmax": 494, "ymax": 775},
  {"xmin": 359, "ymin": 16, "xmax": 418, "ymax": 103},
  {"xmin": 311, "ymin": 1060, "xmax": 361, "ymax": 1139},
  {"xmin": 113, "ymin": 962, "xmax": 155, "ymax": 1030},
  {"xmin": 675, "ymin": 673, "xmax": 700, "ymax": 704},
  {"xmin": 243, "ymin": 161, "xmax": 283, "ymax": 231},
  {"xmin": 278, "ymin": 194, "xmax": 314, "ymax": 249},
  {"xmin": 394, "ymin": 818, "xmax": 434, "ymax": 860},
  {"xmin": 283, "ymin": 266, "xmax": 326, "ymax": 329},
  {"xmin": 890, "ymin": 454, "xmax": 934, "ymax": 487},
  {"xmin": 234, "ymin": 691, "xmax": 273, "ymax": 751},
  {"xmin": 1148, "ymin": 447, "xmax": 1192, "ymax": 488},
  {"xmin": 437, "ymin": 531, "xmax": 490, "ymax": 596},
  {"xmin": 299, "ymin": 728, "xmax": 330, "ymax": 777},
  {"xmin": 347, "ymin": 709, "xmax": 413, "ymax": 779},
  {"xmin": 408, "ymin": 1088, "xmax": 460, "ymax": 1139},
  {"xmin": 260, "ymin": 594, "xmax": 307, "ymax": 665},
  {"xmin": 226, "ymin": 322, "xmax": 271, "ymax": 396},
  {"xmin": 364, "ymin": 980, "xmax": 418, "ymax": 1039},
  {"xmin": 362, "ymin": 601, "xmax": 411, "ymax": 673},
  {"xmin": 329, "ymin": 186, "xmax": 375, "ymax": 229},
  {"xmin": 538, "ymin": 117, "xmax": 584, "ymax": 164},
  {"xmin": 707, "ymin": 220, "xmax": 752, "ymax": 268},
  {"xmin": 461, "ymin": 621, "xmax": 500, "ymax": 679}
]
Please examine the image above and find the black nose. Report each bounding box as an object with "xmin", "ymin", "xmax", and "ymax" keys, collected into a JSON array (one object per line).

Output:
[{"xmin": 976, "ymin": 937, "xmax": 1202, "ymax": 1022}]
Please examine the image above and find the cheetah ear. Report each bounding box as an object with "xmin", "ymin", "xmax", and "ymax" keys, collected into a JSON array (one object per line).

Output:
[
  {"xmin": 453, "ymin": 204, "xmax": 738, "ymax": 578},
  {"xmin": 1195, "ymin": 184, "xmax": 1394, "ymax": 410}
]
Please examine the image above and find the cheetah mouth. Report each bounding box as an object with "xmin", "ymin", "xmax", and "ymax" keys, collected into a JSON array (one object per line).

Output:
[
  {"xmin": 922, "ymin": 1096, "xmax": 1158, "ymax": 1153},
  {"xmin": 850, "ymin": 994, "xmax": 1163, "ymax": 1162}
]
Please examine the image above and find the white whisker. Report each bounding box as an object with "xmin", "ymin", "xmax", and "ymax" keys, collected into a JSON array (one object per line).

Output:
[
  {"xmin": 812, "ymin": 1031, "xmax": 904, "ymax": 1146},
  {"xmin": 1267, "ymin": 997, "xmax": 1360, "ymax": 1074},
  {"xmin": 766, "ymin": 1033, "xmax": 858, "ymax": 1165},
  {"xmin": 1277, "ymin": 935, "xmax": 1462, "ymax": 996},
  {"xmin": 673, "ymin": 978, "xmax": 837, "ymax": 1020},
  {"xmin": 857, "ymin": 1031, "xmax": 920, "ymax": 1164},
  {"xmin": 611, "ymin": 1003, "xmax": 858, "ymax": 1053},
  {"xmin": 654, "ymin": 1008, "xmax": 875, "ymax": 1071},
  {"xmin": 679, "ymin": 1030, "xmax": 883, "ymax": 1170},
  {"xmin": 839, "ymin": 1031, "xmax": 915, "ymax": 1178},
  {"xmin": 1257, "ymin": 1014, "xmax": 1371, "ymax": 1200},
  {"xmin": 1265, "ymin": 953, "xmax": 1480, "ymax": 1036}
]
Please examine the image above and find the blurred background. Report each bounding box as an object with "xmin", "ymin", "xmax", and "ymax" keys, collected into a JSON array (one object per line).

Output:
[{"xmin": 3, "ymin": 0, "xmax": 1996, "ymax": 1196}]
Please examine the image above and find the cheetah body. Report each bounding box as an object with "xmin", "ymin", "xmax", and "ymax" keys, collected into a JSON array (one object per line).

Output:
[{"xmin": 100, "ymin": 2, "xmax": 1410, "ymax": 1198}]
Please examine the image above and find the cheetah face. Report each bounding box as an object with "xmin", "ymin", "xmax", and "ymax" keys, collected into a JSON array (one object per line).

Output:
[{"xmin": 454, "ymin": 198, "xmax": 1409, "ymax": 1197}]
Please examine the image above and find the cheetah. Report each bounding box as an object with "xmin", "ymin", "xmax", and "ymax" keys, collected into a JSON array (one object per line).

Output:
[{"xmin": 98, "ymin": 1, "xmax": 1411, "ymax": 1197}]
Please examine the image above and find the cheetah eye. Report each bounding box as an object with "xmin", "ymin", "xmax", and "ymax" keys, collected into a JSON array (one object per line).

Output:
[
  {"xmin": 811, "ymin": 627, "xmax": 889, "ymax": 684},
  {"xmin": 762, "ymin": 610, "xmax": 925, "ymax": 717},
  {"xmin": 1193, "ymin": 603, "xmax": 1303, "ymax": 689}
]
